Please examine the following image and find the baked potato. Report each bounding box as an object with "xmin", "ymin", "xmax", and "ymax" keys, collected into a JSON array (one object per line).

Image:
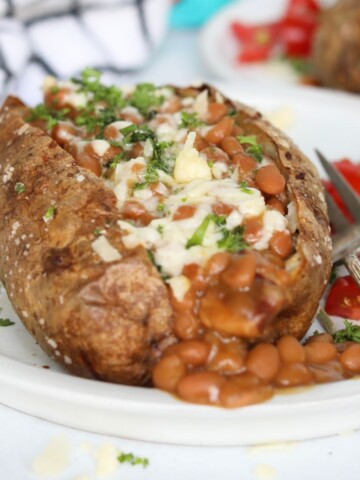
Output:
[
  {"xmin": 0, "ymin": 71, "xmax": 331, "ymax": 386},
  {"xmin": 311, "ymin": 0, "xmax": 360, "ymax": 92}
]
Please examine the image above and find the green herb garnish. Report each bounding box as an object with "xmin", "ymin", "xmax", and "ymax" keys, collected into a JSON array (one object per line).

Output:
[
  {"xmin": 130, "ymin": 83, "xmax": 163, "ymax": 117},
  {"xmin": 238, "ymin": 135, "xmax": 263, "ymax": 163},
  {"xmin": 44, "ymin": 206, "xmax": 57, "ymax": 221},
  {"xmin": 15, "ymin": 182, "xmax": 25, "ymax": 195},
  {"xmin": 117, "ymin": 452, "xmax": 149, "ymax": 468},
  {"xmin": 239, "ymin": 181, "xmax": 254, "ymax": 194},
  {"xmin": 93, "ymin": 227, "xmax": 101, "ymax": 236},
  {"xmin": 178, "ymin": 111, "xmax": 205, "ymax": 129},
  {"xmin": 156, "ymin": 203, "xmax": 165, "ymax": 212},
  {"xmin": 26, "ymin": 104, "xmax": 70, "ymax": 130},
  {"xmin": 0, "ymin": 318, "xmax": 15, "ymax": 327},
  {"xmin": 218, "ymin": 225, "xmax": 247, "ymax": 253},
  {"xmin": 186, "ymin": 214, "xmax": 226, "ymax": 249},
  {"xmin": 333, "ymin": 320, "xmax": 360, "ymax": 344}
]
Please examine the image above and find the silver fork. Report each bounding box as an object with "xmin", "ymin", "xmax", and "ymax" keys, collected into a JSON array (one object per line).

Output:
[{"xmin": 315, "ymin": 149, "xmax": 360, "ymax": 288}]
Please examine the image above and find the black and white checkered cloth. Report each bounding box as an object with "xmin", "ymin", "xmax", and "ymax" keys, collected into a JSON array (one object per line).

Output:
[{"xmin": 0, "ymin": 0, "xmax": 170, "ymax": 103}]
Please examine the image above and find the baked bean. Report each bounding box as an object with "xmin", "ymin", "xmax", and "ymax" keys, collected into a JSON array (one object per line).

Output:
[
  {"xmin": 261, "ymin": 251, "xmax": 285, "ymax": 268},
  {"xmin": 194, "ymin": 133, "xmax": 208, "ymax": 151},
  {"xmin": 244, "ymin": 216, "xmax": 263, "ymax": 244},
  {"xmin": 255, "ymin": 256, "xmax": 290, "ymax": 287},
  {"xmin": 304, "ymin": 342, "xmax": 337, "ymax": 364},
  {"xmin": 277, "ymin": 335, "xmax": 306, "ymax": 364},
  {"xmin": 166, "ymin": 340, "xmax": 211, "ymax": 366},
  {"xmin": 257, "ymin": 281, "xmax": 286, "ymax": 315},
  {"xmin": 232, "ymin": 153, "xmax": 257, "ymax": 176},
  {"xmin": 219, "ymin": 381, "xmax": 273, "ymax": 408},
  {"xmin": 208, "ymin": 349, "xmax": 245, "ymax": 374},
  {"xmin": 204, "ymin": 252, "xmax": 231, "ymax": 277},
  {"xmin": 231, "ymin": 371, "xmax": 262, "ymax": 389},
  {"xmin": 207, "ymin": 102, "xmax": 228, "ymax": 124},
  {"xmin": 255, "ymin": 165, "xmax": 286, "ymax": 195},
  {"xmin": 306, "ymin": 333, "xmax": 334, "ymax": 344},
  {"xmin": 200, "ymin": 146, "xmax": 230, "ymax": 164},
  {"xmin": 173, "ymin": 311, "xmax": 200, "ymax": 340},
  {"xmin": 120, "ymin": 200, "xmax": 155, "ymax": 226},
  {"xmin": 200, "ymin": 287, "xmax": 259, "ymax": 337},
  {"xmin": 129, "ymin": 142, "xmax": 144, "ymax": 159},
  {"xmin": 152, "ymin": 354, "xmax": 187, "ymax": 392},
  {"xmin": 177, "ymin": 371, "xmax": 226, "ymax": 405},
  {"xmin": 232, "ymin": 125, "xmax": 244, "ymax": 136},
  {"xmin": 308, "ymin": 360, "xmax": 345, "ymax": 384},
  {"xmin": 51, "ymin": 123, "xmax": 77, "ymax": 147},
  {"xmin": 245, "ymin": 343, "xmax": 280, "ymax": 382},
  {"xmin": 266, "ymin": 197, "xmax": 286, "ymax": 215},
  {"xmin": 340, "ymin": 344, "xmax": 360, "ymax": 373},
  {"xmin": 221, "ymin": 253, "xmax": 257, "ymax": 289},
  {"xmin": 160, "ymin": 96, "xmax": 181, "ymax": 113},
  {"xmin": 275, "ymin": 363, "xmax": 314, "ymax": 387},
  {"xmin": 74, "ymin": 150, "xmax": 102, "ymax": 177},
  {"xmin": 104, "ymin": 124, "xmax": 120, "ymax": 140},
  {"xmin": 269, "ymin": 230, "xmax": 293, "ymax": 259},
  {"xmin": 220, "ymin": 136, "xmax": 244, "ymax": 157},
  {"xmin": 173, "ymin": 205, "xmax": 197, "ymax": 221},
  {"xmin": 212, "ymin": 202, "xmax": 234, "ymax": 216},
  {"xmin": 205, "ymin": 117, "xmax": 235, "ymax": 145},
  {"xmin": 45, "ymin": 87, "xmax": 70, "ymax": 109}
]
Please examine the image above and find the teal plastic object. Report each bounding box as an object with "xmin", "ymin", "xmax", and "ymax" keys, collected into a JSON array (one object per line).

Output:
[{"xmin": 170, "ymin": 0, "xmax": 236, "ymax": 28}]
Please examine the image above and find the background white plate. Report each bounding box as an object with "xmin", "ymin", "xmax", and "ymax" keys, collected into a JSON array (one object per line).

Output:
[
  {"xmin": 199, "ymin": 0, "xmax": 335, "ymax": 83},
  {"xmin": 1, "ymin": 82, "xmax": 360, "ymax": 446}
]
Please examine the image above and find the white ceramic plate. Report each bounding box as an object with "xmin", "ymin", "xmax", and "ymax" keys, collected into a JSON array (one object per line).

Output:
[
  {"xmin": 199, "ymin": 0, "xmax": 335, "ymax": 84},
  {"xmin": 1, "ymin": 82, "xmax": 360, "ymax": 446}
]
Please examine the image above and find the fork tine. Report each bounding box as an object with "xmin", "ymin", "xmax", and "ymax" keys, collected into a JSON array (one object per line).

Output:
[
  {"xmin": 323, "ymin": 189, "xmax": 350, "ymax": 231},
  {"xmin": 315, "ymin": 149, "xmax": 360, "ymax": 223}
]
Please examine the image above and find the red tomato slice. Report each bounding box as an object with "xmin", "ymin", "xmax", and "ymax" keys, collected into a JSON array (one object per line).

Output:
[
  {"xmin": 333, "ymin": 159, "xmax": 360, "ymax": 195},
  {"xmin": 231, "ymin": 22, "xmax": 279, "ymax": 45},
  {"xmin": 284, "ymin": 0, "xmax": 321, "ymax": 17},
  {"xmin": 325, "ymin": 276, "xmax": 360, "ymax": 320},
  {"xmin": 323, "ymin": 159, "xmax": 360, "ymax": 225}
]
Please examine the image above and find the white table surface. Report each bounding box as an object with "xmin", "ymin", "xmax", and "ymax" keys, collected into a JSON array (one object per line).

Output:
[{"xmin": 1, "ymin": 29, "xmax": 360, "ymax": 480}]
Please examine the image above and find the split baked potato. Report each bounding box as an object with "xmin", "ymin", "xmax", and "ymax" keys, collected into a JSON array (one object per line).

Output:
[{"xmin": 0, "ymin": 71, "xmax": 331, "ymax": 386}]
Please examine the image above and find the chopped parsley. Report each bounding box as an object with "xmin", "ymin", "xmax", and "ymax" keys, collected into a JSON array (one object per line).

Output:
[
  {"xmin": 127, "ymin": 126, "xmax": 172, "ymax": 190},
  {"xmin": 156, "ymin": 203, "xmax": 165, "ymax": 212},
  {"xmin": 178, "ymin": 111, "xmax": 205, "ymax": 129},
  {"xmin": 0, "ymin": 318, "xmax": 15, "ymax": 327},
  {"xmin": 15, "ymin": 182, "xmax": 25, "ymax": 195},
  {"xmin": 186, "ymin": 214, "xmax": 247, "ymax": 253},
  {"xmin": 333, "ymin": 320, "xmax": 360, "ymax": 344},
  {"xmin": 218, "ymin": 225, "xmax": 247, "ymax": 253},
  {"xmin": 130, "ymin": 83, "xmax": 163, "ymax": 117},
  {"xmin": 157, "ymin": 224, "xmax": 164, "ymax": 234},
  {"xmin": 186, "ymin": 214, "xmax": 215, "ymax": 249},
  {"xmin": 43, "ymin": 206, "xmax": 57, "ymax": 221},
  {"xmin": 208, "ymin": 160, "xmax": 214, "ymax": 167},
  {"xmin": 93, "ymin": 227, "xmax": 101, "ymax": 236},
  {"xmin": 186, "ymin": 214, "xmax": 225, "ymax": 249},
  {"xmin": 117, "ymin": 452, "xmax": 149, "ymax": 468},
  {"xmin": 26, "ymin": 104, "xmax": 70, "ymax": 131},
  {"xmin": 238, "ymin": 135, "xmax": 263, "ymax": 163},
  {"xmin": 104, "ymin": 151, "xmax": 126, "ymax": 172},
  {"xmin": 239, "ymin": 181, "xmax": 253, "ymax": 194}
]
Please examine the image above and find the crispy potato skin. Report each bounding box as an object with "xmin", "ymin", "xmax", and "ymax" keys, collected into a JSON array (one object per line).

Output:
[
  {"xmin": 0, "ymin": 97, "xmax": 175, "ymax": 385},
  {"xmin": 0, "ymin": 89, "xmax": 331, "ymax": 385},
  {"xmin": 228, "ymin": 93, "xmax": 332, "ymax": 342}
]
